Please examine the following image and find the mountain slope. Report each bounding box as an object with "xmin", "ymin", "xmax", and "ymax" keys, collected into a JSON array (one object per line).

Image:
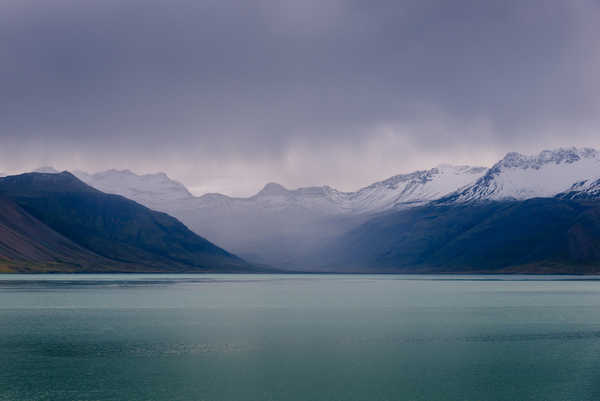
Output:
[
  {"xmin": 444, "ymin": 148, "xmax": 600, "ymax": 202},
  {"xmin": 0, "ymin": 195, "xmax": 119, "ymax": 272},
  {"xmin": 329, "ymin": 198, "xmax": 600, "ymax": 273},
  {"xmin": 72, "ymin": 169, "xmax": 194, "ymax": 211},
  {"xmin": 0, "ymin": 172, "xmax": 251, "ymax": 272},
  {"xmin": 334, "ymin": 164, "xmax": 487, "ymax": 212},
  {"xmin": 558, "ymin": 177, "xmax": 600, "ymax": 200}
]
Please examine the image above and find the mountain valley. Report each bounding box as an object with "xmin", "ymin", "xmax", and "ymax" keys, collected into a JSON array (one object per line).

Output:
[{"xmin": 8, "ymin": 146, "xmax": 600, "ymax": 273}]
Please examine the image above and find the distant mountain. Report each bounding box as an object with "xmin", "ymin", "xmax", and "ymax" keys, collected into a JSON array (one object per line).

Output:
[
  {"xmin": 222, "ymin": 164, "xmax": 487, "ymax": 214},
  {"xmin": 443, "ymin": 148, "xmax": 600, "ymax": 203},
  {"xmin": 0, "ymin": 172, "xmax": 252, "ymax": 272},
  {"xmin": 330, "ymin": 165, "xmax": 488, "ymax": 213},
  {"xmin": 65, "ymin": 164, "xmax": 487, "ymax": 215},
  {"xmin": 558, "ymin": 177, "xmax": 600, "ymax": 200},
  {"xmin": 72, "ymin": 169, "xmax": 194, "ymax": 211},
  {"xmin": 327, "ymin": 198, "xmax": 600, "ymax": 273}
]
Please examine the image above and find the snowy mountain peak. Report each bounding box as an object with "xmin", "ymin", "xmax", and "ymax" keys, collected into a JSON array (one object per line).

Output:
[
  {"xmin": 447, "ymin": 147, "xmax": 600, "ymax": 202},
  {"xmin": 489, "ymin": 147, "xmax": 599, "ymax": 175},
  {"xmin": 557, "ymin": 177, "xmax": 600, "ymax": 200},
  {"xmin": 71, "ymin": 169, "xmax": 194, "ymax": 208},
  {"xmin": 366, "ymin": 170, "xmax": 429, "ymax": 190},
  {"xmin": 346, "ymin": 164, "xmax": 487, "ymax": 212}
]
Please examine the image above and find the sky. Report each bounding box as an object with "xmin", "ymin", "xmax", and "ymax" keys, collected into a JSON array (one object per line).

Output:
[{"xmin": 2, "ymin": 0, "xmax": 600, "ymax": 196}]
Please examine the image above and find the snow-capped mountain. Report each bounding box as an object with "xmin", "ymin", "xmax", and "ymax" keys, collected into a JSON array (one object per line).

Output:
[
  {"xmin": 72, "ymin": 169, "xmax": 193, "ymax": 210},
  {"xmin": 190, "ymin": 164, "xmax": 488, "ymax": 216},
  {"xmin": 336, "ymin": 164, "xmax": 488, "ymax": 213},
  {"xmin": 445, "ymin": 148, "xmax": 600, "ymax": 202},
  {"xmin": 558, "ymin": 177, "xmax": 600, "ymax": 200}
]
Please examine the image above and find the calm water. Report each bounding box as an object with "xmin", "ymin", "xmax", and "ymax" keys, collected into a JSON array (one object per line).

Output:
[{"xmin": 2, "ymin": 274, "xmax": 600, "ymax": 401}]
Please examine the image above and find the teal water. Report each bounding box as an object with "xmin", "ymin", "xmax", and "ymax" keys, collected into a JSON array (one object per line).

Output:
[{"xmin": 2, "ymin": 274, "xmax": 600, "ymax": 401}]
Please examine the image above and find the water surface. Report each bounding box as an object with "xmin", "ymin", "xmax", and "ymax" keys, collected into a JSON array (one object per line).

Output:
[{"xmin": 1, "ymin": 274, "xmax": 600, "ymax": 401}]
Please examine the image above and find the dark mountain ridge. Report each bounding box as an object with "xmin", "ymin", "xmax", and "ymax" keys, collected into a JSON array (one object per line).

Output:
[
  {"xmin": 0, "ymin": 195, "xmax": 117, "ymax": 272},
  {"xmin": 0, "ymin": 172, "xmax": 252, "ymax": 272},
  {"xmin": 326, "ymin": 197, "xmax": 600, "ymax": 273}
]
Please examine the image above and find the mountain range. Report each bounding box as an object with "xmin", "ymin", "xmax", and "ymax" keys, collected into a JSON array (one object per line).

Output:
[
  {"xmin": 61, "ymin": 164, "xmax": 490, "ymax": 266},
  {"xmin": 32, "ymin": 147, "xmax": 600, "ymax": 268},
  {"xmin": 3, "ymin": 146, "xmax": 600, "ymax": 273}
]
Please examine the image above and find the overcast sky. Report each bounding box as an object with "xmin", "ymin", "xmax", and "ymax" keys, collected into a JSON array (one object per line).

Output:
[{"xmin": 2, "ymin": 0, "xmax": 600, "ymax": 196}]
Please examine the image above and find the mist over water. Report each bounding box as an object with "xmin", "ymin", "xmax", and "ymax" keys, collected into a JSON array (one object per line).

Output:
[{"xmin": 2, "ymin": 274, "xmax": 600, "ymax": 401}]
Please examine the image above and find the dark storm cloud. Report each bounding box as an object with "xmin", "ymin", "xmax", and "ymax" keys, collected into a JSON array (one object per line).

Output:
[{"xmin": 1, "ymin": 0, "xmax": 599, "ymax": 195}]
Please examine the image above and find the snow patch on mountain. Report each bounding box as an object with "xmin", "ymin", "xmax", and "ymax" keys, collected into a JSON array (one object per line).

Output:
[
  {"xmin": 558, "ymin": 176, "xmax": 600, "ymax": 199},
  {"xmin": 72, "ymin": 169, "xmax": 193, "ymax": 208}
]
